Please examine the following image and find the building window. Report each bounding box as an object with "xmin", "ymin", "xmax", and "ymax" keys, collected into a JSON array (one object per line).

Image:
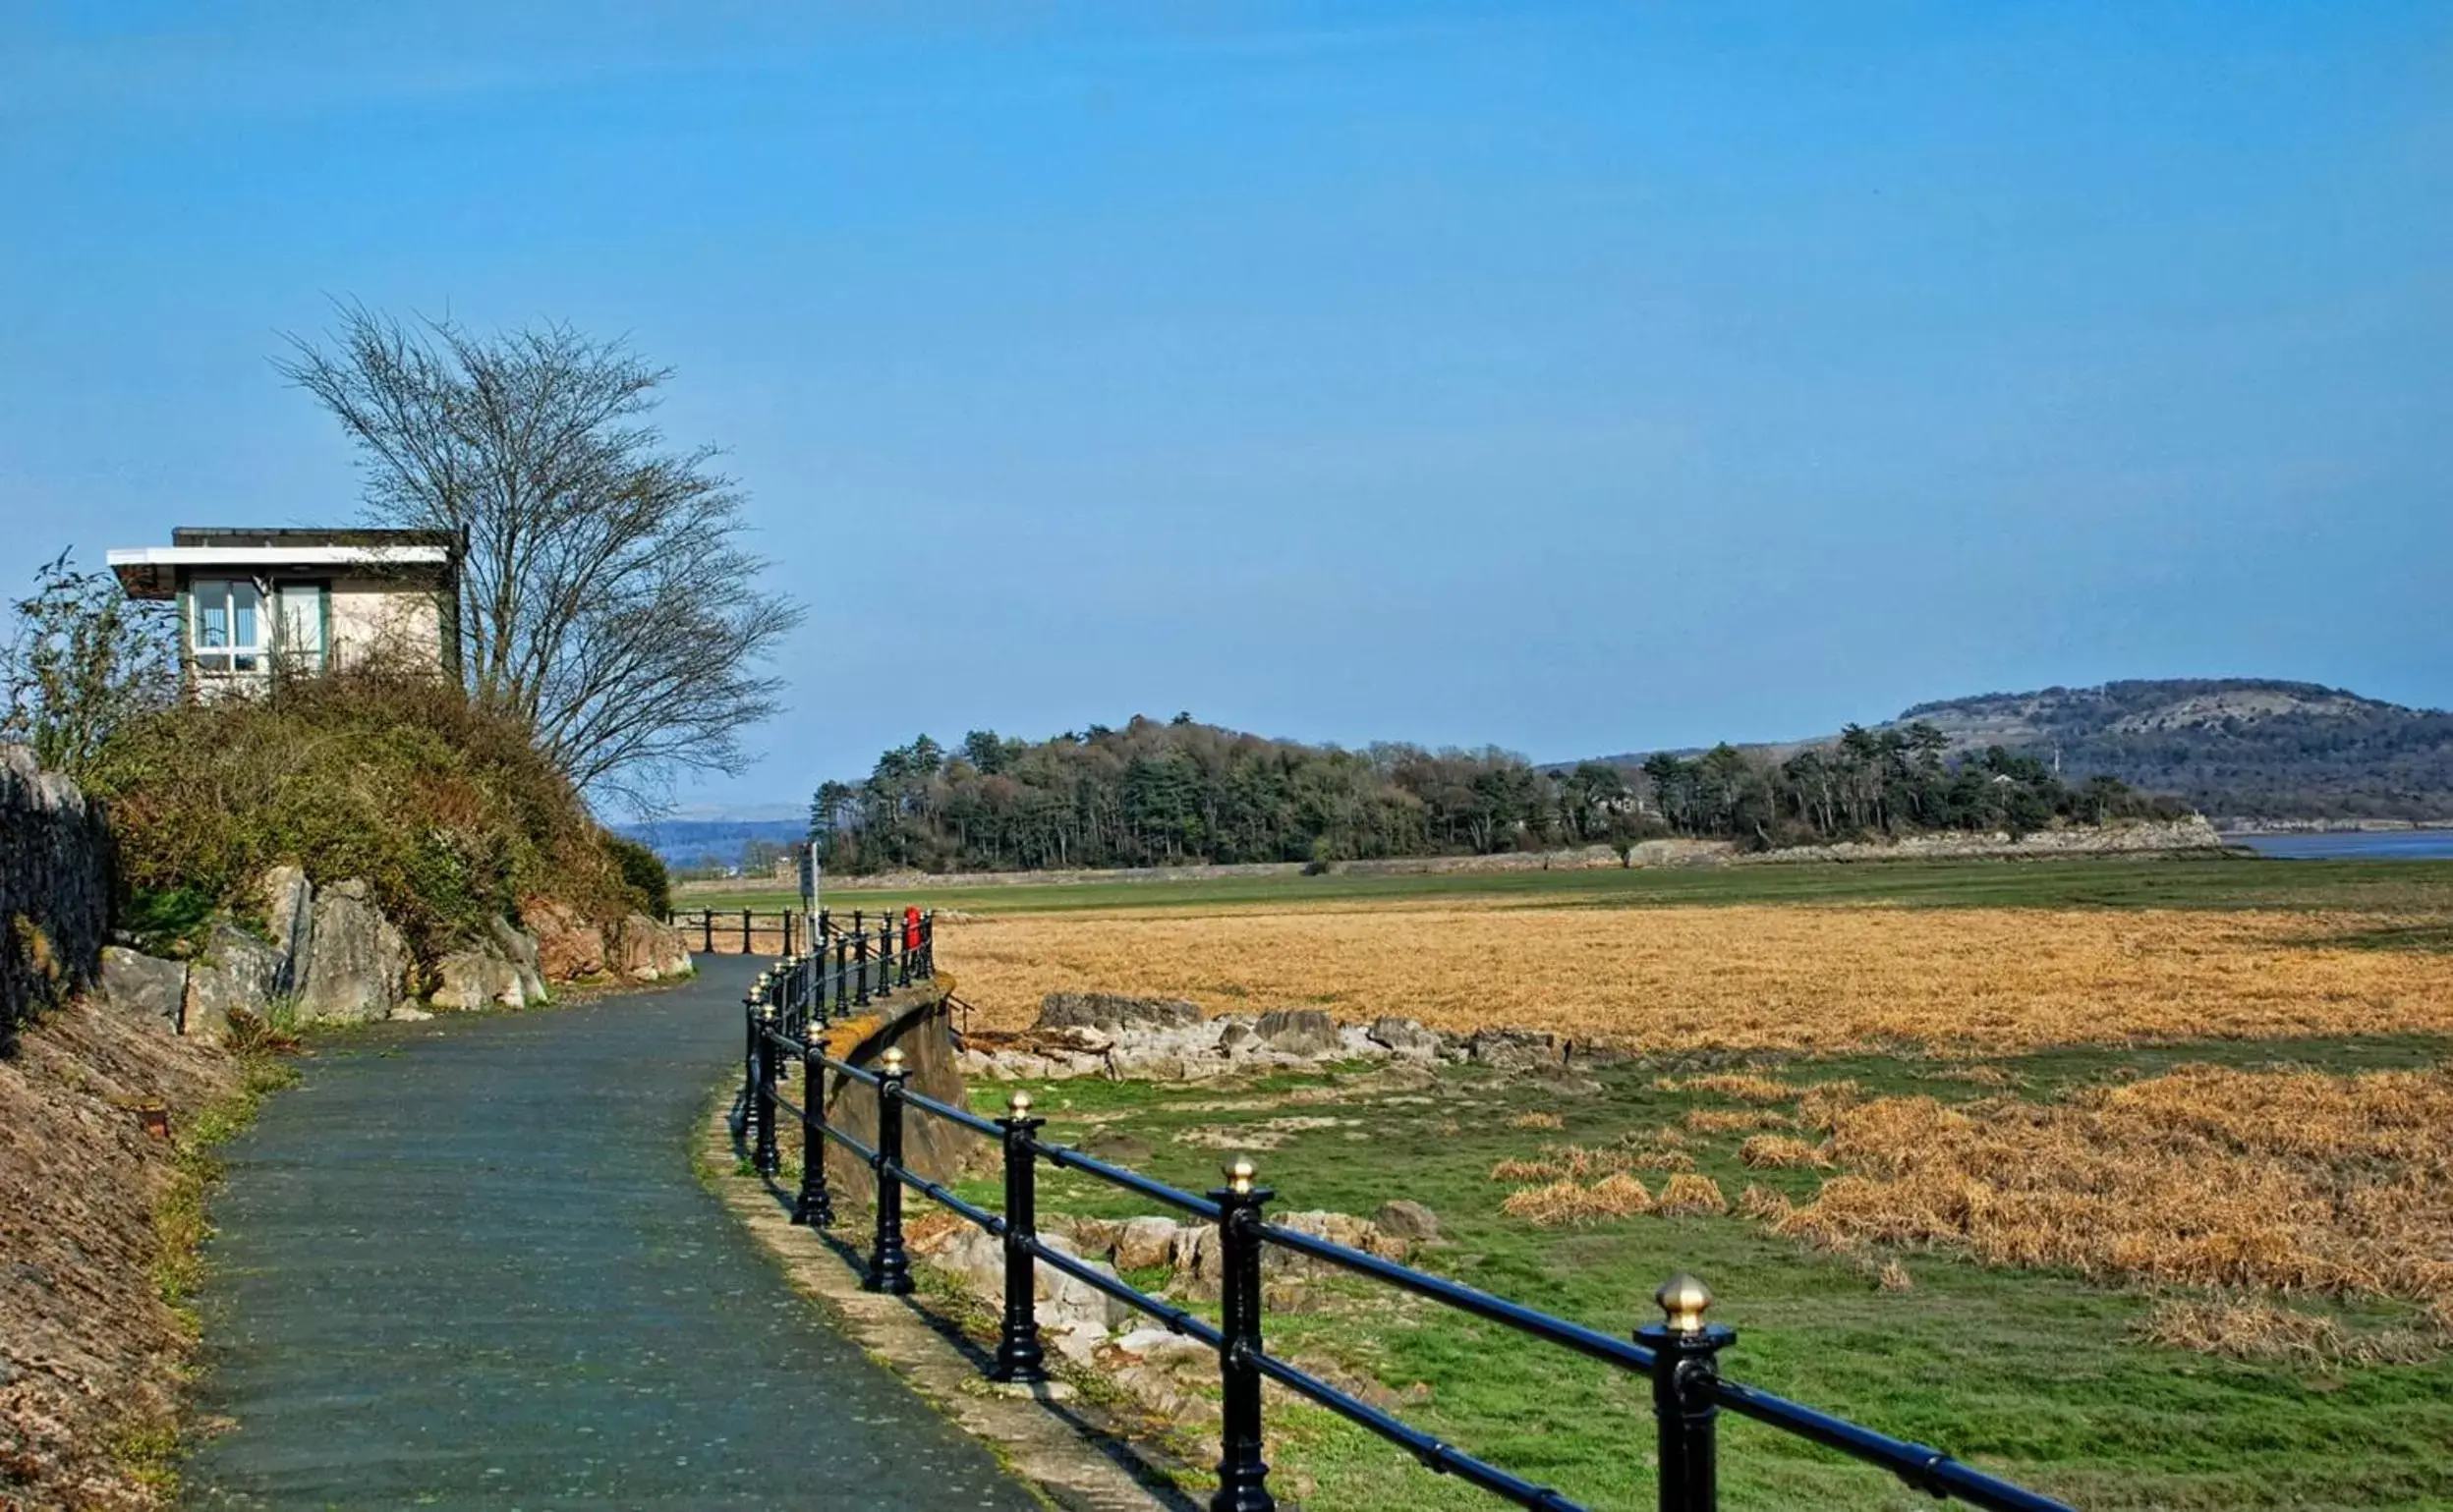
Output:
[{"xmin": 191, "ymin": 579, "xmax": 263, "ymax": 674}]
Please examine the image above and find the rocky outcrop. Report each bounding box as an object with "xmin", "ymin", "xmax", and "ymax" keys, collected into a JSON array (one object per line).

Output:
[
  {"xmin": 487, "ymin": 916, "xmax": 550, "ymax": 1003},
  {"xmin": 1731, "ymin": 815, "xmax": 2226, "ymax": 865},
  {"xmin": 428, "ymin": 945, "xmax": 532, "ymax": 1012},
  {"xmin": 295, "ymin": 879, "xmax": 410, "ymax": 1024},
  {"xmin": 257, "ymin": 863, "xmax": 314, "ymax": 994},
  {"xmin": 96, "ymin": 946, "xmax": 187, "ymax": 1031},
  {"xmin": 956, "ymin": 992, "xmax": 1642, "ymax": 1087},
  {"xmin": 183, "ymin": 923, "xmax": 281, "ymax": 1042},
  {"xmin": 614, "ymin": 913, "xmax": 692, "ymax": 981},
  {"xmin": 523, "ymin": 898, "xmax": 606, "ymax": 981}
]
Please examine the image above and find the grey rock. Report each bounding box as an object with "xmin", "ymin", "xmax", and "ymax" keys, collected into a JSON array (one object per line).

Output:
[
  {"xmin": 1113, "ymin": 1215, "xmax": 1181, "ymax": 1272},
  {"xmin": 1253, "ymin": 1008, "xmax": 1341, "ymax": 1057},
  {"xmin": 297, "ymin": 878, "xmax": 409, "ymax": 1023},
  {"xmin": 429, "ymin": 946, "xmax": 529, "ymax": 1011},
  {"xmin": 1374, "ymin": 1199, "xmax": 1443, "ymax": 1242},
  {"xmin": 257, "ymin": 864, "xmax": 313, "ymax": 993},
  {"xmin": 1468, "ymin": 1028, "xmax": 1567, "ymax": 1071},
  {"xmin": 1216, "ymin": 1021, "xmax": 1257, "ymax": 1056},
  {"xmin": 184, "ymin": 923, "xmax": 280, "ymax": 1042},
  {"xmin": 1367, "ymin": 1016, "xmax": 1446, "ymax": 1059},
  {"xmin": 488, "ymin": 916, "xmax": 550, "ymax": 1003},
  {"xmin": 97, "ymin": 946, "xmax": 186, "ymax": 1030},
  {"xmin": 1036, "ymin": 991, "xmax": 1201, "ymax": 1035}
]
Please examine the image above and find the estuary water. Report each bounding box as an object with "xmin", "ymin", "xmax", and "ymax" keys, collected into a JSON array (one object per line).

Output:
[{"xmin": 2227, "ymin": 829, "xmax": 2453, "ymax": 861}]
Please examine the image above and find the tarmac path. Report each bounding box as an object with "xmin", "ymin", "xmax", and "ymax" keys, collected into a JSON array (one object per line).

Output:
[{"xmin": 184, "ymin": 955, "xmax": 1039, "ymax": 1509}]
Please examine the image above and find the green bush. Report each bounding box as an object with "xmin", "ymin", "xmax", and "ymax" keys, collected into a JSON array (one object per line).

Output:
[
  {"xmin": 89, "ymin": 668, "xmax": 633, "ymax": 962},
  {"xmin": 606, "ymin": 834, "xmax": 671, "ymax": 919}
]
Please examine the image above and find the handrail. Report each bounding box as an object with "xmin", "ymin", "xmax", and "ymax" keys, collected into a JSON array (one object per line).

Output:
[
  {"xmin": 1257, "ymin": 1220, "xmax": 1656, "ymax": 1373},
  {"xmin": 737, "ymin": 909, "xmax": 2075, "ymax": 1512},
  {"xmin": 1026, "ymin": 1135, "xmax": 1223, "ymax": 1222},
  {"xmin": 1247, "ymin": 1349, "xmax": 1580, "ymax": 1511}
]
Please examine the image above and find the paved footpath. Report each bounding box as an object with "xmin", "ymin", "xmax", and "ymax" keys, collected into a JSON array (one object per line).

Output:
[{"xmin": 186, "ymin": 956, "xmax": 1039, "ymax": 1510}]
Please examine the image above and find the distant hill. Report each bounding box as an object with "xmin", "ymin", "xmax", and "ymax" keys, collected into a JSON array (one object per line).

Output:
[
  {"xmin": 616, "ymin": 817, "xmax": 805, "ymax": 869},
  {"xmin": 1888, "ymin": 680, "xmax": 2453, "ymax": 821},
  {"xmin": 1581, "ymin": 680, "xmax": 2453, "ymax": 823}
]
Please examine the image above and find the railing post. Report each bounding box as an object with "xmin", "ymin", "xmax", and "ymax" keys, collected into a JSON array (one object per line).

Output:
[
  {"xmin": 993, "ymin": 1089, "xmax": 1048, "ymax": 1383},
  {"xmin": 921, "ymin": 911, "xmax": 934, "ymax": 977},
  {"xmin": 833, "ymin": 933, "xmax": 849, "ymax": 1016},
  {"xmin": 896, "ymin": 908, "xmax": 913, "ymax": 989},
  {"xmin": 880, "ymin": 914, "xmax": 897, "ymax": 990},
  {"xmin": 854, "ymin": 911, "xmax": 872, "ymax": 1007},
  {"xmin": 741, "ymin": 982, "xmax": 760, "ymax": 1127},
  {"xmin": 703, "ymin": 908, "xmax": 714, "ymax": 953},
  {"xmin": 1637, "ymin": 1273, "xmax": 1735, "ymax": 1512},
  {"xmin": 742, "ymin": 908, "xmax": 753, "ymax": 955},
  {"xmin": 752, "ymin": 989, "xmax": 781, "ymax": 1177},
  {"xmin": 865, "ymin": 1046, "xmax": 914, "ymax": 1294},
  {"xmin": 1210, "ymin": 1156, "xmax": 1276, "ymax": 1512},
  {"xmin": 784, "ymin": 911, "xmax": 795, "ymax": 957},
  {"xmin": 793, "ymin": 1031, "xmax": 833, "ymax": 1226}
]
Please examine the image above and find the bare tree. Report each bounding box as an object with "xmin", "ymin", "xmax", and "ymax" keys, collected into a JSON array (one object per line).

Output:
[{"xmin": 277, "ymin": 305, "xmax": 804, "ymax": 812}]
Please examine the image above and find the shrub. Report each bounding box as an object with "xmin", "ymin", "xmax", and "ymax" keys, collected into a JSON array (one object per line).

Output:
[
  {"xmin": 606, "ymin": 834, "xmax": 672, "ymax": 919},
  {"xmin": 90, "ymin": 668, "xmax": 633, "ymax": 961}
]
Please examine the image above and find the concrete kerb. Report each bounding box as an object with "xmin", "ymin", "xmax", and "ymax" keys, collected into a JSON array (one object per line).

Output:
[{"xmin": 698, "ymin": 1083, "xmax": 1196, "ymax": 1512}]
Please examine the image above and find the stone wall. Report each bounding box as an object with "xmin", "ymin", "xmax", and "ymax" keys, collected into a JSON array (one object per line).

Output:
[
  {"xmin": 813, "ymin": 981, "xmax": 976, "ymax": 1196},
  {"xmin": 0, "ymin": 747, "xmax": 112, "ymax": 1051}
]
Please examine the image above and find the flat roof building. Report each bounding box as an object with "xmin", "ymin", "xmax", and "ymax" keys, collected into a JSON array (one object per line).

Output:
[{"xmin": 107, "ymin": 527, "xmax": 459, "ymax": 694}]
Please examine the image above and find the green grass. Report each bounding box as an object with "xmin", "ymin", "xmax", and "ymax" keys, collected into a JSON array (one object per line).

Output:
[
  {"xmin": 695, "ymin": 853, "xmax": 2453, "ymax": 921},
  {"xmin": 927, "ymin": 1036, "xmax": 2453, "ymax": 1510}
]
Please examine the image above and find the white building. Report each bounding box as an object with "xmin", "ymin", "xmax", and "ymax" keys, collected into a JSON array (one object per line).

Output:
[{"xmin": 107, "ymin": 528, "xmax": 460, "ymax": 695}]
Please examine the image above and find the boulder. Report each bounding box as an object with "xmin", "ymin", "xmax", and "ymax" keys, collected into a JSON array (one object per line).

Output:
[
  {"xmin": 257, "ymin": 864, "xmax": 313, "ymax": 993},
  {"xmin": 1366, "ymin": 1016, "xmax": 1445, "ymax": 1059},
  {"xmin": 488, "ymin": 916, "xmax": 550, "ymax": 1003},
  {"xmin": 615, "ymin": 912, "xmax": 693, "ymax": 981},
  {"xmin": 296, "ymin": 879, "xmax": 410, "ymax": 1024},
  {"xmin": 184, "ymin": 924, "xmax": 280, "ymax": 1042},
  {"xmin": 96, "ymin": 946, "xmax": 186, "ymax": 1031},
  {"xmin": 524, "ymin": 898, "xmax": 606, "ymax": 980},
  {"xmin": 429, "ymin": 946, "xmax": 529, "ymax": 1012},
  {"xmin": 1374, "ymin": 1200, "xmax": 1443, "ymax": 1243},
  {"xmin": 1467, "ymin": 1028, "xmax": 1567, "ymax": 1072},
  {"xmin": 1254, "ymin": 1008, "xmax": 1341, "ymax": 1058},
  {"xmin": 1036, "ymin": 991, "xmax": 1201, "ymax": 1035},
  {"xmin": 1112, "ymin": 1215, "xmax": 1181, "ymax": 1272}
]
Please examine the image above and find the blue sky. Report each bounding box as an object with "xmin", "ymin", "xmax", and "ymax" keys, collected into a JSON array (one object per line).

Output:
[{"xmin": 3, "ymin": 2, "xmax": 2446, "ymax": 814}]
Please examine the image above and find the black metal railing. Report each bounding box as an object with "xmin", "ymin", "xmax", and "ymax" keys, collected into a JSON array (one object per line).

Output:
[
  {"xmin": 740, "ymin": 932, "xmax": 2072, "ymax": 1512},
  {"xmin": 672, "ymin": 903, "xmax": 934, "ymax": 961}
]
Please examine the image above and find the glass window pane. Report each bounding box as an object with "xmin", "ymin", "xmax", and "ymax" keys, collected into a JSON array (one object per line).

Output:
[
  {"xmin": 231, "ymin": 581, "xmax": 260, "ymax": 649},
  {"xmin": 196, "ymin": 581, "xmax": 230, "ymax": 648}
]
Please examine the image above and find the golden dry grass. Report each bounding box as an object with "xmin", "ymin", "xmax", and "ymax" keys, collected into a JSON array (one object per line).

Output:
[
  {"xmin": 1685, "ymin": 1108, "xmax": 1788, "ymax": 1134},
  {"xmin": 1740, "ymin": 1134, "xmax": 1830, "ymax": 1169},
  {"xmin": 942, "ymin": 904, "xmax": 2453, "ymax": 1050},
  {"xmin": 1656, "ymin": 1073, "xmax": 1795, "ymax": 1101},
  {"xmin": 1777, "ymin": 1064, "xmax": 2453, "ymax": 1312},
  {"xmin": 1498, "ymin": 1174, "xmax": 1654, "ymax": 1225},
  {"xmin": 1656, "ymin": 1173, "xmax": 1731, "ymax": 1216},
  {"xmin": 2133, "ymin": 1297, "xmax": 2440, "ymax": 1367}
]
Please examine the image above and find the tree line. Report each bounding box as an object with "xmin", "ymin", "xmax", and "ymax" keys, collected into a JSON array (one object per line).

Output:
[{"xmin": 809, "ymin": 714, "xmax": 2183, "ymax": 874}]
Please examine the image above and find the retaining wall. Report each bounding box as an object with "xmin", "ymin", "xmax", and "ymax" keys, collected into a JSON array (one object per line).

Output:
[{"xmin": 0, "ymin": 747, "xmax": 112, "ymax": 1050}]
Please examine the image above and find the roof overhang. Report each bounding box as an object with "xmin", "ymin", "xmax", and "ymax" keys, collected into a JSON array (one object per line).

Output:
[{"xmin": 104, "ymin": 545, "xmax": 454, "ymax": 600}]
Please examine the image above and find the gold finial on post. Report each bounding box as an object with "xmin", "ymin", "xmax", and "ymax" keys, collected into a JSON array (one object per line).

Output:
[
  {"xmin": 1226, "ymin": 1157, "xmax": 1257, "ymax": 1196},
  {"xmin": 881, "ymin": 1046, "xmax": 906, "ymax": 1075},
  {"xmin": 1656, "ymin": 1272, "xmax": 1713, "ymax": 1334},
  {"xmin": 1007, "ymin": 1089, "xmax": 1034, "ymax": 1116}
]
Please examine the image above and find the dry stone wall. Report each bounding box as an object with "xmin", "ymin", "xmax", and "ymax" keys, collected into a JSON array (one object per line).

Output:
[{"xmin": 0, "ymin": 747, "xmax": 113, "ymax": 1051}]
